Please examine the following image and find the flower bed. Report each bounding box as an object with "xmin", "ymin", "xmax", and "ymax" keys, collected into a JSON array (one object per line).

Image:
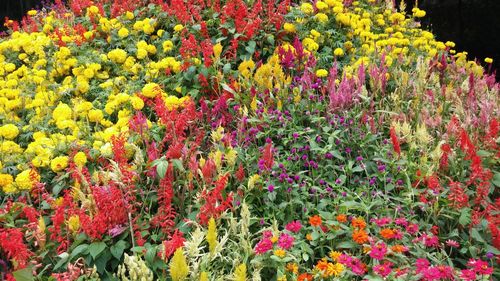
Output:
[{"xmin": 0, "ymin": 0, "xmax": 498, "ymax": 280}]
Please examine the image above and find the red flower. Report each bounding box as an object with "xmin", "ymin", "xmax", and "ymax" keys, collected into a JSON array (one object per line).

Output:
[{"xmin": 389, "ymin": 127, "xmax": 401, "ymax": 156}]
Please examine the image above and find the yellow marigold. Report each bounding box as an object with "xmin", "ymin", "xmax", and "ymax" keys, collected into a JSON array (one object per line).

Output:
[
  {"xmin": 334, "ymin": 47, "xmax": 344, "ymax": 56},
  {"xmin": 53, "ymin": 102, "xmax": 72, "ymax": 121},
  {"xmin": 234, "ymin": 263, "xmax": 247, "ymax": 281},
  {"xmin": 2, "ymin": 183, "xmax": 16, "ymax": 193},
  {"xmin": 51, "ymin": 156, "xmax": 69, "ymax": 172},
  {"xmin": 169, "ymin": 248, "xmax": 189, "ymax": 281},
  {"xmin": 108, "ymin": 48, "xmax": 128, "ymax": 64},
  {"xmin": 142, "ymin": 83, "xmax": 162, "ymax": 98},
  {"xmin": 274, "ymin": 249, "xmax": 286, "ymax": 258},
  {"xmin": 130, "ymin": 95, "xmax": 145, "ymax": 110},
  {"xmin": 316, "ymin": 1, "xmax": 328, "ymax": 10},
  {"xmin": 67, "ymin": 215, "xmax": 80, "ymax": 233},
  {"xmin": 163, "ymin": 40, "xmax": 174, "ymax": 52},
  {"xmin": 88, "ymin": 109, "xmax": 104, "ymax": 122},
  {"xmin": 0, "ymin": 174, "xmax": 14, "ymax": 187},
  {"xmin": 73, "ymin": 152, "xmax": 87, "ymax": 168},
  {"xmin": 315, "ymin": 13, "xmax": 329, "ymax": 23},
  {"xmin": 283, "ymin": 23, "xmax": 296, "ymax": 33},
  {"xmin": 118, "ymin": 27, "xmax": 129, "ymax": 38},
  {"xmin": 206, "ymin": 217, "xmax": 217, "ymax": 253},
  {"xmin": 15, "ymin": 169, "xmax": 39, "ymax": 190},
  {"xmin": 300, "ymin": 3, "xmax": 314, "ymax": 14},
  {"xmin": 316, "ymin": 69, "xmax": 328, "ymax": 77},
  {"xmin": 1, "ymin": 124, "xmax": 19, "ymax": 139}
]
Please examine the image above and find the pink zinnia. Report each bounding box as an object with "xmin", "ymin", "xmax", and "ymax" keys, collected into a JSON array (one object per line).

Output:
[
  {"xmin": 373, "ymin": 262, "xmax": 393, "ymax": 278},
  {"xmin": 468, "ymin": 259, "xmax": 493, "ymax": 275},
  {"xmin": 277, "ymin": 233, "xmax": 294, "ymax": 250},
  {"xmin": 254, "ymin": 238, "xmax": 273, "ymax": 254},
  {"xmin": 369, "ymin": 242, "xmax": 387, "ymax": 260},
  {"xmin": 445, "ymin": 239, "xmax": 459, "ymax": 248},
  {"xmin": 285, "ymin": 220, "xmax": 302, "ymax": 233},
  {"xmin": 460, "ymin": 269, "xmax": 476, "ymax": 280}
]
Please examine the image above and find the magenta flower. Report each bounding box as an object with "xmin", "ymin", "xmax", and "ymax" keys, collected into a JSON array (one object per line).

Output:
[
  {"xmin": 277, "ymin": 233, "xmax": 294, "ymax": 250},
  {"xmin": 445, "ymin": 239, "xmax": 459, "ymax": 248},
  {"xmin": 460, "ymin": 269, "xmax": 477, "ymax": 280},
  {"xmin": 254, "ymin": 238, "xmax": 273, "ymax": 254},
  {"xmin": 369, "ymin": 242, "xmax": 387, "ymax": 260},
  {"xmin": 285, "ymin": 220, "xmax": 302, "ymax": 233},
  {"xmin": 373, "ymin": 261, "xmax": 393, "ymax": 278}
]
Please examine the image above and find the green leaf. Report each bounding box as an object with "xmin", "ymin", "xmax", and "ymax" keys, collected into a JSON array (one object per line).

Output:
[
  {"xmin": 336, "ymin": 241, "xmax": 356, "ymax": 249},
  {"xmin": 89, "ymin": 242, "xmax": 107, "ymax": 259},
  {"xmin": 145, "ymin": 246, "xmax": 157, "ymax": 264},
  {"xmin": 155, "ymin": 160, "xmax": 168, "ymax": 179},
  {"xmin": 110, "ymin": 240, "xmax": 128, "ymax": 260},
  {"xmin": 54, "ymin": 252, "xmax": 69, "ymax": 270},
  {"xmin": 171, "ymin": 159, "xmax": 185, "ymax": 172},
  {"xmin": 470, "ymin": 228, "xmax": 486, "ymax": 244},
  {"xmin": 492, "ymin": 172, "xmax": 500, "ymax": 187},
  {"xmin": 302, "ymin": 253, "xmax": 309, "ymax": 262},
  {"xmin": 459, "ymin": 208, "xmax": 471, "ymax": 226},
  {"xmin": 12, "ymin": 267, "xmax": 33, "ymax": 281},
  {"xmin": 70, "ymin": 244, "xmax": 89, "ymax": 260}
]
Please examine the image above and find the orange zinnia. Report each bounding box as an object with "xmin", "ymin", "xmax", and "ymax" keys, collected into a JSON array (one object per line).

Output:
[
  {"xmin": 352, "ymin": 229, "xmax": 369, "ymax": 244},
  {"xmin": 391, "ymin": 244, "xmax": 407, "ymax": 253},
  {"xmin": 309, "ymin": 215, "xmax": 322, "ymax": 227},
  {"xmin": 298, "ymin": 273, "xmax": 313, "ymax": 281},
  {"xmin": 379, "ymin": 228, "xmax": 395, "ymax": 240},
  {"xmin": 336, "ymin": 214, "xmax": 347, "ymax": 223},
  {"xmin": 351, "ymin": 217, "xmax": 366, "ymax": 229}
]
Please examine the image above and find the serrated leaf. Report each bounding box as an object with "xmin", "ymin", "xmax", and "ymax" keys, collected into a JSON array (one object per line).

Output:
[
  {"xmin": 89, "ymin": 242, "xmax": 107, "ymax": 259},
  {"xmin": 459, "ymin": 208, "xmax": 471, "ymax": 226}
]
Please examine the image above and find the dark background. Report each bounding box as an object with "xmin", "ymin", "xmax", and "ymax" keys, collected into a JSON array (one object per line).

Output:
[{"xmin": 0, "ymin": 0, "xmax": 499, "ymax": 78}]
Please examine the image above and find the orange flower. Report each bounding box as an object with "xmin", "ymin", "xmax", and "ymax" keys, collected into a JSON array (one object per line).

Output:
[
  {"xmin": 379, "ymin": 228, "xmax": 395, "ymax": 240},
  {"xmin": 336, "ymin": 214, "xmax": 347, "ymax": 223},
  {"xmin": 391, "ymin": 244, "xmax": 408, "ymax": 253},
  {"xmin": 306, "ymin": 233, "xmax": 313, "ymax": 241},
  {"xmin": 298, "ymin": 273, "xmax": 313, "ymax": 281},
  {"xmin": 351, "ymin": 217, "xmax": 366, "ymax": 229},
  {"xmin": 315, "ymin": 258, "xmax": 329, "ymax": 271},
  {"xmin": 309, "ymin": 215, "xmax": 322, "ymax": 227},
  {"xmin": 352, "ymin": 229, "xmax": 369, "ymax": 244}
]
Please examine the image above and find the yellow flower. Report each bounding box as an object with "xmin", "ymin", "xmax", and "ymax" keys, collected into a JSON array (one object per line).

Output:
[
  {"xmin": 238, "ymin": 59, "xmax": 255, "ymax": 78},
  {"xmin": 27, "ymin": 10, "xmax": 37, "ymax": 16},
  {"xmin": 199, "ymin": 272, "xmax": 209, "ymax": 281},
  {"xmin": 283, "ymin": 23, "xmax": 296, "ymax": 33},
  {"xmin": 173, "ymin": 24, "xmax": 184, "ymax": 32},
  {"xmin": 15, "ymin": 169, "xmax": 39, "ymax": 190},
  {"xmin": 316, "ymin": 69, "xmax": 328, "ymax": 77},
  {"xmin": 213, "ymin": 43, "xmax": 223, "ymax": 58},
  {"xmin": 274, "ymin": 249, "xmax": 286, "ymax": 258},
  {"xmin": 51, "ymin": 156, "xmax": 69, "ymax": 172},
  {"xmin": 286, "ymin": 263, "xmax": 299, "ymax": 274},
  {"xmin": 1, "ymin": 124, "xmax": 19, "ymax": 139},
  {"xmin": 67, "ymin": 215, "xmax": 80, "ymax": 233},
  {"xmin": 88, "ymin": 109, "xmax": 104, "ymax": 122},
  {"xmin": 248, "ymin": 174, "xmax": 260, "ymax": 189},
  {"xmin": 0, "ymin": 174, "xmax": 14, "ymax": 188},
  {"xmin": 315, "ymin": 13, "xmax": 329, "ymax": 23},
  {"xmin": 118, "ymin": 27, "xmax": 129, "ymax": 38},
  {"xmin": 142, "ymin": 83, "xmax": 162, "ymax": 98},
  {"xmin": 130, "ymin": 95, "xmax": 145, "ymax": 110},
  {"xmin": 300, "ymin": 3, "xmax": 314, "ymax": 14},
  {"xmin": 169, "ymin": 248, "xmax": 189, "ymax": 281},
  {"xmin": 326, "ymin": 263, "xmax": 345, "ymax": 276},
  {"xmin": 108, "ymin": 48, "xmax": 128, "ymax": 64},
  {"xmin": 206, "ymin": 217, "xmax": 217, "ymax": 253},
  {"xmin": 234, "ymin": 264, "xmax": 247, "ymax": 281},
  {"xmin": 316, "ymin": 1, "xmax": 328, "ymax": 10},
  {"xmin": 334, "ymin": 47, "xmax": 344, "ymax": 56},
  {"xmin": 73, "ymin": 152, "xmax": 87, "ymax": 167},
  {"xmin": 485, "ymin": 57, "xmax": 493, "ymax": 64},
  {"xmin": 163, "ymin": 40, "xmax": 174, "ymax": 52}
]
